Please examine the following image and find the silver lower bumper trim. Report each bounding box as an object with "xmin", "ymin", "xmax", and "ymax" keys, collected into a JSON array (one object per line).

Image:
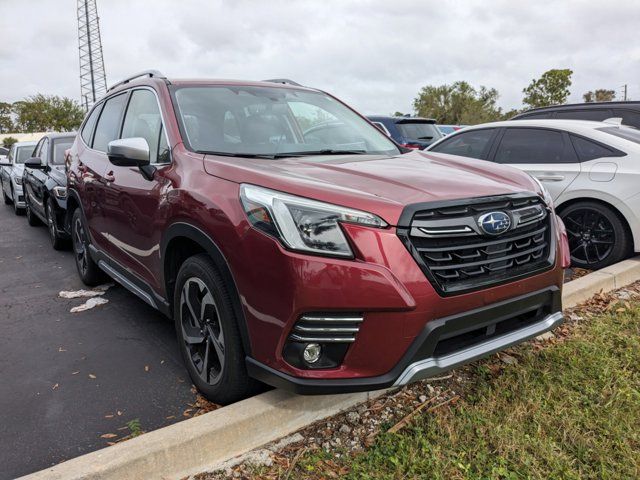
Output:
[{"xmin": 393, "ymin": 311, "xmax": 564, "ymax": 386}]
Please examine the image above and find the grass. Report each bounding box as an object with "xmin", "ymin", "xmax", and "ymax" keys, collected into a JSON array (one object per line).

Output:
[{"xmin": 296, "ymin": 306, "xmax": 640, "ymax": 479}]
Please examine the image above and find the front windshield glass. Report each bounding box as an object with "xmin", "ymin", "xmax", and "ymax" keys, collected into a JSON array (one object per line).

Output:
[
  {"xmin": 173, "ymin": 86, "xmax": 400, "ymax": 157},
  {"xmin": 15, "ymin": 145, "xmax": 35, "ymax": 164},
  {"xmin": 52, "ymin": 139, "xmax": 74, "ymax": 165}
]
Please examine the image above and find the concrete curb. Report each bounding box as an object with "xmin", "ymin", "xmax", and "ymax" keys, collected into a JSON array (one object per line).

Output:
[{"xmin": 20, "ymin": 257, "xmax": 640, "ymax": 480}]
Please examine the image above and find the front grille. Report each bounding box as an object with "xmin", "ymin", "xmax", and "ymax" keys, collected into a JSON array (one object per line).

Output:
[
  {"xmin": 398, "ymin": 194, "xmax": 555, "ymax": 295},
  {"xmin": 288, "ymin": 314, "xmax": 363, "ymax": 343}
]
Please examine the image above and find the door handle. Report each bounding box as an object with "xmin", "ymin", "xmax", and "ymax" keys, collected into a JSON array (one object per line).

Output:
[{"xmin": 536, "ymin": 174, "xmax": 565, "ymax": 182}]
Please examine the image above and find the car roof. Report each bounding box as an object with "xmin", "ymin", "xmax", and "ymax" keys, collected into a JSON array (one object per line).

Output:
[
  {"xmin": 367, "ymin": 115, "xmax": 437, "ymax": 123},
  {"xmin": 14, "ymin": 141, "xmax": 37, "ymax": 147},
  {"xmin": 44, "ymin": 132, "xmax": 77, "ymax": 140},
  {"xmin": 459, "ymin": 119, "xmax": 627, "ymax": 132},
  {"xmin": 517, "ymin": 101, "xmax": 640, "ymax": 115}
]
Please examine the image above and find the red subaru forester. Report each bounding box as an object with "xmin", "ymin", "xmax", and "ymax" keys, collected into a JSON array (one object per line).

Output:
[{"xmin": 66, "ymin": 71, "xmax": 570, "ymax": 404}]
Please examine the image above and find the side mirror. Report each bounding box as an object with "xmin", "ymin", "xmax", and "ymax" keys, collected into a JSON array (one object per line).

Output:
[
  {"xmin": 107, "ymin": 138, "xmax": 150, "ymax": 167},
  {"xmin": 25, "ymin": 157, "xmax": 44, "ymax": 169}
]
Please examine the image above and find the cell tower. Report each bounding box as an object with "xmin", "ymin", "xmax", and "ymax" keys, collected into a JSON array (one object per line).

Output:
[{"xmin": 77, "ymin": 0, "xmax": 107, "ymax": 111}]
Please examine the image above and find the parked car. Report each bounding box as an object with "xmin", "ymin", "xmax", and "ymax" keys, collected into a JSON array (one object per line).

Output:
[
  {"xmin": 512, "ymin": 101, "xmax": 640, "ymax": 129},
  {"xmin": 367, "ymin": 115, "xmax": 443, "ymax": 149},
  {"xmin": 438, "ymin": 125, "xmax": 466, "ymax": 135},
  {"xmin": 0, "ymin": 146, "xmax": 9, "ymax": 161},
  {"xmin": 66, "ymin": 71, "xmax": 569, "ymax": 404},
  {"xmin": 22, "ymin": 133, "xmax": 76, "ymax": 249},
  {"xmin": 427, "ymin": 119, "xmax": 640, "ymax": 269},
  {"xmin": 0, "ymin": 140, "xmax": 37, "ymax": 215}
]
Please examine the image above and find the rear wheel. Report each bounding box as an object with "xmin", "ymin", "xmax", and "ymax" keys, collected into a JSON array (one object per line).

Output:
[
  {"xmin": 174, "ymin": 254, "xmax": 260, "ymax": 405},
  {"xmin": 47, "ymin": 199, "xmax": 66, "ymax": 250},
  {"xmin": 71, "ymin": 208, "xmax": 105, "ymax": 285},
  {"xmin": 560, "ymin": 201, "xmax": 630, "ymax": 270}
]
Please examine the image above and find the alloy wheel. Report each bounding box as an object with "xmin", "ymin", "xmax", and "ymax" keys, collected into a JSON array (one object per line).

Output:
[
  {"xmin": 179, "ymin": 277, "xmax": 225, "ymax": 385},
  {"xmin": 47, "ymin": 204, "xmax": 57, "ymax": 242},
  {"xmin": 73, "ymin": 216, "xmax": 88, "ymax": 275},
  {"xmin": 564, "ymin": 208, "xmax": 615, "ymax": 266}
]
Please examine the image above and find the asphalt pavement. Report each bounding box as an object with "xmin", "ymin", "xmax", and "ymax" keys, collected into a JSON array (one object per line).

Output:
[{"xmin": 0, "ymin": 204, "xmax": 197, "ymax": 479}]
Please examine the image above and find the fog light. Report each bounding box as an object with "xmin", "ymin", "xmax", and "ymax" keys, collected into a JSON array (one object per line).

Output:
[{"xmin": 303, "ymin": 343, "xmax": 322, "ymax": 364}]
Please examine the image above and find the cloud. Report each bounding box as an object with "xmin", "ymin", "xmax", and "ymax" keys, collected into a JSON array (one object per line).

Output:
[{"xmin": 0, "ymin": 0, "xmax": 639, "ymax": 116}]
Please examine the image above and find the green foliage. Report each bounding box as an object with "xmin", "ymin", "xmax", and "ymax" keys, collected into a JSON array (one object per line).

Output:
[
  {"xmin": 522, "ymin": 68, "xmax": 573, "ymax": 108},
  {"xmin": 583, "ymin": 89, "xmax": 616, "ymax": 103},
  {"xmin": 0, "ymin": 102, "xmax": 14, "ymax": 133},
  {"xmin": 12, "ymin": 94, "xmax": 85, "ymax": 133},
  {"xmin": 413, "ymin": 81, "xmax": 503, "ymax": 125},
  {"xmin": 126, "ymin": 419, "xmax": 143, "ymax": 438},
  {"xmin": 2, "ymin": 136, "xmax": 18, "ymax": 149}
]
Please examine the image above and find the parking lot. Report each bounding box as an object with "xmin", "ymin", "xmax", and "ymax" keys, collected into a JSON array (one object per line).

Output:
[{"xmin": 0, "ymin": 205, "xmax": 198, "ymax": 479}]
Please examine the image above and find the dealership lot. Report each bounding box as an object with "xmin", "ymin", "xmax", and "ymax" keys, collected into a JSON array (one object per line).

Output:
[{"xmin": 0, "ymin": 207, "xmax": 197, "ymax": 479}]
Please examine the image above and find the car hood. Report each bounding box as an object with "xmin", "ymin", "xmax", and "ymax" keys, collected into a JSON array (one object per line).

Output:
[
  {"xmin": 49, "ymin": 165, "xmax": 67, "ymax": 186},
  {"xmin": 202, "ymin": 150, "xmax": 540, "ymax": 226}
]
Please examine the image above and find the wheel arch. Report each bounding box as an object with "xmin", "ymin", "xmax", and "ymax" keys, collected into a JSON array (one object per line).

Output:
[
  {"xmin": 556, "ymin": 196, "xmax": 636, "ymax": 256},
  {"xmin": 161, "ymin": 222, "xmax": 253, "ymax": 356}
]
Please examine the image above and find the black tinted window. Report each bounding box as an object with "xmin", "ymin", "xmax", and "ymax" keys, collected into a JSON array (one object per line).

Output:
[
  {"xmin": 554, "ymin": 109, "xmax": 613, "ymax": 122},
  {"xmin": 429, "ymin": 129, "xmax": 495, "ymax": 159},
  {"xmin": 495, "ymin": 128, "xmax": 567, "ymax": 164},
  {"xmin": 570, "ymin": 135, "xmax": 617, "ymax": 161},
  {"xmin": 598, "ymin": 126, "xmax": 640, "ymax": 145},
  {"xmin": 81, "ymin": 104, "xmax": 102, "ymax": 146},
  {"xmin": 613, "ymin": 109, "xmax": 640, "ymax": 129},
  {"xmin": 396, "ymin": 122, "xmax": 442, "ymax": 143},
  {"xmin": 93, "ymin": 94, "xmax": 127, "ymax": 152},
  {"xmin": 517, "ymin": 111, "xmax": 553, "ymax": 119}
]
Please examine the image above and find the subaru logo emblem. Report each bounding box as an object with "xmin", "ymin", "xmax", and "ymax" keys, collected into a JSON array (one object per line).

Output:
[{"xmin": 478, "ymin": 211, "xmax": 511, "ymax": 236}]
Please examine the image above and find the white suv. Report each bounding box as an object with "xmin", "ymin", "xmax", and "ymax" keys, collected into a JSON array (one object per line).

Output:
[
  {"xmin": 426, "ymin": 119, "xmax": 640, "ymax": 269},
  {"xmin": 0, "ymin": 140, "xmax": 37, "ymax": 215}
]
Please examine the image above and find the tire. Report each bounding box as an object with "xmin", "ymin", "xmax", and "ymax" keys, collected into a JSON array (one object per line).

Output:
[
  {"xmin": 559, "ymin": 201, "xmax": 630, "ymax": 270},
  {"xmin": 13, "ymin": 188, "xmax": 24, "ymax": 216},
  {"xmin": 47, "ymin": 199, "xmax": 67, "ymax": 250},
  {"xmin": 174, "ymin": 254, "xmax": 260, "ymax": 405},
  {"xmin": 25, "ymin": 198, "xmax": 41, "ymax": 226},
  {"xmin": 71, "ymin": 208, "xmax": 105, "ymax": 286},
  {"xmin": 2, "ymin": 188, "xmax": 10, "ymax": 205}
]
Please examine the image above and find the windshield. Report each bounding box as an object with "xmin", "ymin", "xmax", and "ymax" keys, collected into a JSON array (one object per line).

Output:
[
  {"xmin": 598, "ymin": 126, "xmax": 640, "ymax": 145},
  {"xmin": 52, "ymin": 139, "xmax": 74, "ymax": 165},
  {"xmin": 172, "ymin": 86, "xmax": 400, "ymax": 157},
  {"xmin": 396, "ymin": 122, "xmax": 442, "ymax": 143},
  {"xmin": 14, "ymin": 145, "xmax": 35, "ymax": 164}
]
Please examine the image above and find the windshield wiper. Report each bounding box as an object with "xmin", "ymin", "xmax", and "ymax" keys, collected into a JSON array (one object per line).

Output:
[
  {"xmin": 271, "ymin": 149, "xmax": 368, "ymax": 158},
  {"xmin": 195, "ymin": 150, "xmax": 279, "ymax": 159},
  {"xmin": 417, "ymin": 136, "xmax": 433, "ymax": 140}
]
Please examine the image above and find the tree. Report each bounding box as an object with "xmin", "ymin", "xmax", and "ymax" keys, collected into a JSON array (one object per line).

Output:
[
  {"xmin": 0, "ymin": 102, "xmax": 13, "ymax": 133},
  {"xmin": 12, "ymin": 94, "xmax": 85, "ymax": 133},
  {"xmin": 583, "ymin": 89, "xmax": 616, "ymax": 102},
  {"xmin": 413, "ymin": 81, "xmax": 503, "ymax": 124},
  {"xmin": 522, "ymin": 69, "xmax": 573, "ymax": 109},
  {"xmin": 2, "ymin": 136, "xmax": 18, "ymax": 149}
]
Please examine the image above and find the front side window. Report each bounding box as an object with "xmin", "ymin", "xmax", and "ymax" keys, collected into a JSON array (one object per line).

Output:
[
  {"xmin": 93, "ymin": 93, "xmax": 128, "ymax": 153},
  {"xmin": 172, "ymin": 86, "xmax": 400, "ymax": 157},
  {"xmin": 15, "ymin": 145, "xmax": 36, "ymax": 164},
  {"xmin": 429, "ymin": 128, "xmax": 495, "ymax": 159},
  {"xmin": 52, "ymin": 139, "xmax": 74, "ymax": 165},
  {"xmin": 81, "ymin": 104, "xmax": 102, "ymax": 146},
  {"xmin": 39, "ymin": 139, "xmax": 49, "ymax": 164},
  {"xmin": 121, "ymin": 89, "xmax": 166, "ymax": 163},
  {"xmin": 494, "ymin": 128, "xmax": 567, "ymax": 164}
]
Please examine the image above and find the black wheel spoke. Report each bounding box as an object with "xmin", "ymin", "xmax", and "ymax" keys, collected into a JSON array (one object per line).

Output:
[{"xmin": 563, "ymin": 207, "xmax": 616, "ymax": 266}]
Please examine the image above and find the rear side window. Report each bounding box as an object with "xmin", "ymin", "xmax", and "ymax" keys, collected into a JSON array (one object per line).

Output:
[
  {"xmin": 81, "ymin": 104, "xmax": 102, "ymax": 146},
  {"xmin": 554, "ymin": 109, "xmax": 613, "ymax": 122},
  {"xmin": 612, "ymin": 109, "xmax": 640, "ymax": 129},
  {"xmin": 396, "ymin": 122, "xmax": 441, "ymax": 142},
  {"xmin": 570, "ymin": 135, "xmax": 618, "ymax": 161},
  {"xmin": 93, "ymin": 94, "xmax": 128, "ymax": 152},
  {"xmin": 429, "ymin": 129, "xmax": 495, "ymax": 159},
  {"xmin": 517, "ymin": 111, "xmax": 554, "ymax": 119},
  {"xmin": 494, "ymin": 128, "xmax": 568, "ymax": 164},
  {"xmin": 121, "ymin": 89, "xmax": 165, "ymax": 163}
]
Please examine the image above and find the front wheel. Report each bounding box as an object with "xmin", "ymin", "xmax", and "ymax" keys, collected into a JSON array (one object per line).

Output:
[
  {"xmin": 560, "ymin": 201, "xmax": 630, "ymax": 270},
  {"xmin": 26, "ymin": 199, "xmax": 41, "ymax": 226},
  {"xmin": 71, "ymin": 208, "xmax": 105, "ymax": 285},
  {"xmin": 47, "ymin": 199, "xmax": 67, "ymax": 250},
  {"xmin": 174, "ymin": 254, "xmax": 260, "ymax": 405}
]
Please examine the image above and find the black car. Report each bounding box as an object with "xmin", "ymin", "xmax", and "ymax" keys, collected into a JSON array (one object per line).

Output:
[
  {"xmin": 513, "ymin": 101, "xmax": 640, "ymax": 129},
  {"xmin": 22, "ymin": 132, "xmax": 75, "ymax": 249},
  {"xmin": 367, "ymin": 115, "xmax": 443, "ymax": 149}
]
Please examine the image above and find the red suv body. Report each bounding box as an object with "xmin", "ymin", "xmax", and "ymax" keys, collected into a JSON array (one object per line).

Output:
[{"xmin": 66, "ymin": 72, "xmax": 570, "ymax": 404}]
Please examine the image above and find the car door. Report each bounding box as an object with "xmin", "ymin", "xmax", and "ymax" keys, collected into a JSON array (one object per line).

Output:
[
  {"xmin": 79, "ymin": 92, "xmax": 129, "ymax": 254},
  {"xmin": 100, "ymin": 88, "xmax": 172, "ymax": 292},
  {"xmin": 427, "ymin": 128, "xmax": 499, "ymax": 160},
  {"xmin": 1, "ymin": 144, "xmax": 15, "ymax": 197},
  {"xmin": 27, "ymin": 137, "xmax": 49, "ymax": 219},
  {"xmin": 491, "ymin": 127, "xmax": 580, "ymax": 201}
]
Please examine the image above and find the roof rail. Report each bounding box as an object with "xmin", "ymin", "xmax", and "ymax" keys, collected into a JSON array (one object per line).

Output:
[
  {"xmin": 262, "ymin": 78, "xmax": 302, "ymax": 87},
  {"xmin": 107, "ymin": 70, "xmax": 167, "ymax": 92}
]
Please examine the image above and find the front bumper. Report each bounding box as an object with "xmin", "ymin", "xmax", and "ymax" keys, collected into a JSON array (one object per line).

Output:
[
  {"xmin": 12, "ymin": 183, "xmax": 25, "ymax": 208},
  {"xmin": 246, "ymin": 286, "xmax": 563, "ymax": 394}
]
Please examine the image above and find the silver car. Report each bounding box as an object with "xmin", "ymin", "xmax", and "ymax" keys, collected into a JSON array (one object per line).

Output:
[{"xmin": 0, "ymin": 141, "xmax": 37, "ymax": 215}]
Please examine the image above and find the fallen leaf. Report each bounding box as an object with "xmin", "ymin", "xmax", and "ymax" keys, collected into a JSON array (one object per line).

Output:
[
  {"xmin": 160, "ymin": 360, "xmax": 165, "ymax": 364},
  {"xmin": 88, "ymin": 374, "xmax": 96, "ymax": 379},
  {"xmin": 100, "ymin": 433, "xmax": 118, "ymax": 439},
  {"xmin": 117, "ymin": 410, "xmax": 123, "ymax": 416},
  {"xmin": 104, "ymin": 414, "xmax": 114, "ymax": 419},
  {"xmin": 58, "ymin": 347, "xmax": 67, "ymax": 352},
  {"xmin": 144, "ymin": 365, "xmax": 150, "ymax": 372},
  {"xmin": 52, "ymin": 383, "xmax": 59, "ymax": 390},
  {"xmin": 71, "ymin": 371, "xmax": 80, "ymax": 375}
]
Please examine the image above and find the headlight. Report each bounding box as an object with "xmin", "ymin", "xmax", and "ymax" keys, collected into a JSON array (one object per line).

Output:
[
  {"xmin": 531, "ymin": 175, "xmax": 554, "ymax": 208},
  {"xmin": 52, "ymin": 186, "xmax": 67, "ymax": 200},
  {"xmin": 240, "ymin": 184, "xmax": 387, "ymax": 258},
  {"xmin": 13, "ymin": 175, "xmax": 22, "ymax": 186}
]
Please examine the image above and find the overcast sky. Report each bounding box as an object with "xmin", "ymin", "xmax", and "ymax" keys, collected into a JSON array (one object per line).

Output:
[{"xmin": 1, "ymin": 0, "xmax": 639, "ymax": 115}]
